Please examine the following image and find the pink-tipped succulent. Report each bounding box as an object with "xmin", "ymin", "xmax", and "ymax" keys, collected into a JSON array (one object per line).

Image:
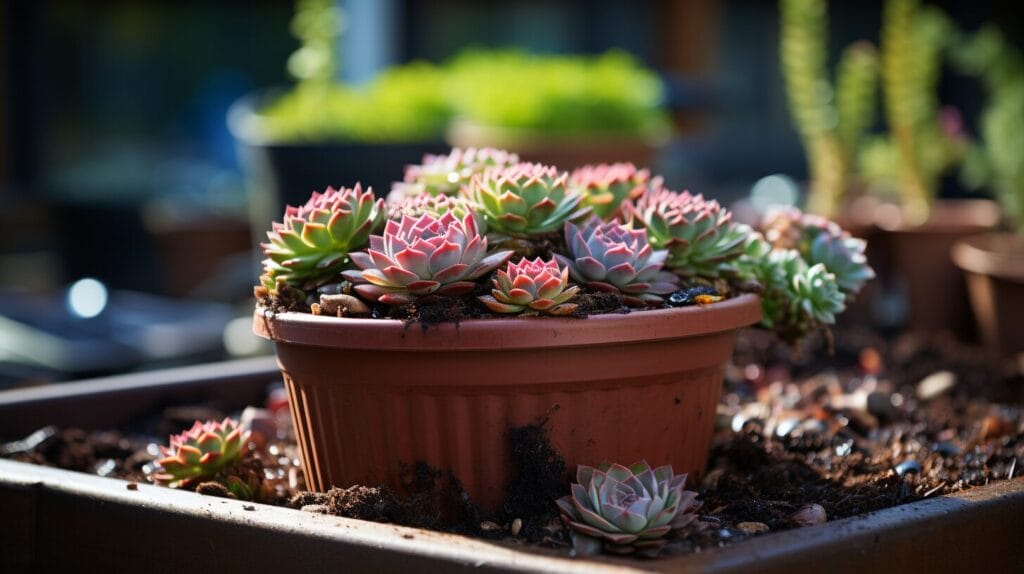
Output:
[
  {"xmin": 261, "ymin": 184, "xmax": 385, "ymax": 292},
  {"xmin": 555, "ymin": 218, "xmax": 678, "ymax": 305},
  {"xmin": 342, "ymin": 212, "xmax": 513, "ymax": 305},
  {"xmin": 569, "ymin": 163, "xmax": 651, "ymax": 220},
  {"xmin": 388, "ymin": 147, "xmax": 520, "ymax": 204},
  {"xmin": 467, "ymin": 163, "xmax": 590, "ymax": 236},
  {"xmin": 388, "ymin": 191, "xmax": 480, "ymax": 231},
  {"xmin": 149, "ymin": 418, "xmax": 249, "ymax": 489},
  {"xmin": 478, "ymin": 257, "xmax": 580, "ymax": 316},
  {"xmin": 625, "ymin": 186, "xmax": 747, "ymax": 277},
  {"xmin": 556, "ymin": 461, "xmax": 702, "ymax": 555}
]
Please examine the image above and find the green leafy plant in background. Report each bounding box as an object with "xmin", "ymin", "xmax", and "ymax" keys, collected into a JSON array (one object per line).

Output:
[
  {"xmin": 952, "ymin": 27, "xmax": 1024, "ymax": 231},
  {"xmin": 779, "ymin": 0, "xmax": 879, "ymax": 217},
  {"xmin": 446, "ymin": 49, "xmax": 670, "ymax": 137},
  {"xmin": 861, "ymin": 0, "xmax": 964, "ymax": 223}
]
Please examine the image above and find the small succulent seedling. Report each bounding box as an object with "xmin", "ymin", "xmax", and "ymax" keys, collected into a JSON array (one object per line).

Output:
[
  {"xmin": 466, "ymin": 163, "xmax": 590, "ymax": 236},
  {"xmin": 555, "ymin": 218, "xmax": 678, "ymax": 306},
  {"xmin": 569, "ymin": 163, "xmax": 651, "ymax": 220},
  {"xmin": 261, "ymin": 184, "xmax": 385, "ymax": 293},
  {"xmin": 556, "ymin": 461, "xmax": 702, "ymax": 555},
  {"xmin": 150, "ymin": 418, "xmax": 249, "ymax": 489},
  {"xmin": 478, "ymin": 257, "xmax": 579, "ymax": 316},
  {"xmin": 343, "ymin": 212, "xmax": 513, "ymax": 305}
]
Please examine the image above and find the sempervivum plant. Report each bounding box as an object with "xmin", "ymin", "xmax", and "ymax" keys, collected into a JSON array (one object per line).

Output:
[
  {"xmin": 569, "ymin": 163, "xmax": 651, "ymax": 220},
  {"xmin": 478, "ymin": 257, "xmax": 579, "ymax": 315},
  {"xmin": 388, "ymin": 191, "xmax": 478, "ymax": 228},
  {"xmin": 388, "ymin": 147, "xmax": 520, "ymax": 205},
  {"xmin": 261, "ymin": 184, "xmax": 385, "ymax": 293},
  {"xmin": 342, "ymin": 212, "xmax": 513, "ymax": 305},
  {"xmin": 625, "ymin": 186, "xmax": 747, "ymax": 277},
  {"xmin": 556, "ymin": 461, "xmax": 701, "ymax": 555},
  {"xmin": 149, "ymin": 418, "xmax": 248, "ymax": 489},
  {"xmin": 761, "ymin": 206, "xmax": 874, "ymax": 297},
  {"xmin": 555, "ymin": 218, "xmax": 678, "ymax": 305},
  {"xmin": 467, "ymin": 163, "xmax": 590, "ymax": 236}
]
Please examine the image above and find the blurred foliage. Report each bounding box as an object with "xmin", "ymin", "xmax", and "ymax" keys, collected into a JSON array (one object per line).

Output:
[
  {"xmin": 445, "ymin": 49, "xmax": 669, "ymax": 136},
  {"xmin": 952, "ymin": 27, "xmax": 1024, "ymax": 231},
  {"xmin": 865, "ymin": 0, "xmax": 964, "ymax": 223},
  {"xmin": 779, "ymin": 0, "xmax": 879, "ymax": 217}
]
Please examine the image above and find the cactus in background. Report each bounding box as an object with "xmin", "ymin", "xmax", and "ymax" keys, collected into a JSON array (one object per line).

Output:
[
  {"xmin": 478, "ymin": 257, "xmax": 580, "ymax": 316},
  {"xmin": 780, "ymin": 0, "xmax": 879, "ymax": 216},
  {"xmin": 467, "ymin": 163, "xmax": 590, "ymax": 236},
  {"xmin": 625, "ymin": 187, "xmax": 747, "ymax": 278},
  {"xmin": 555, "ymin": 218, "xmax": 678, "ymax": 306},
  {"xmin": 569, "ymin": 163, "xmax": 651, "ymax": 220},
  {"xmin": 261, "ymin": 185, "xmax": 385, "ymax": 294},
  {"xmin": 555, "ymin": 461, "xmax": 702, "ymax": 556},
  {"xmin": 149, "ymin": 418, "xmax": 248, "ymax": 489},
  {"xmin": 342, "ymin": 212, "xmax": 513, "ymax": 305},
  {"xmin": 876, "ymin": 0, "xmax": 956, "ymax": 223}
]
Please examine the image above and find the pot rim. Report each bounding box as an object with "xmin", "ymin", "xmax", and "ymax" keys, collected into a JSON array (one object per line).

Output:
[
  {"xmin": 951, "ymin": 231, "xmax": 1024, "ymax": 282},
  {"xmin": 253, "ymin": 293, "xmax": 762, "ymax": 351}
]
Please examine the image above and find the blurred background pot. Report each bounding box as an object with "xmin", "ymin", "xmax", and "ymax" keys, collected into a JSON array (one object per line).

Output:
[
  {"xmin": 952, "ymin": 232, "xmax": 1024, "ymax": 358},
  {"xmin": 253, "ymin": 294, "xmax": 761, "ymax": 511},
  {"xmin": 879, "ymin": 199, "xmax": 1001, "ymax": 335}
]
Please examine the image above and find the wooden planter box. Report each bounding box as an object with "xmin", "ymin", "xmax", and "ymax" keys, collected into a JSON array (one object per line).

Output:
[{"xmin": 2, "ymin": 359, "xmax": 1022, "ymax": 574}]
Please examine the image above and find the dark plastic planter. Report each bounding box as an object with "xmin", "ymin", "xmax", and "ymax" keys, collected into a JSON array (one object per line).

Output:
[{"xmin": 1, "ymin": 360, "xmax": 1022, "ymax": 573}]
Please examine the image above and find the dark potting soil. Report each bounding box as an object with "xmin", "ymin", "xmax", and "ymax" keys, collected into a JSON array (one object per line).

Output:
[{"xmin": 4, "ymin": 327, "xmax": 1022, "ymax": 558}]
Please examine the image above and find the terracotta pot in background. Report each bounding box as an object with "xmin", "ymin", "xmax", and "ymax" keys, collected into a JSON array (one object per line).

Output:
[
  {"xmin": 253, "ymin": 294, "xmax": 761, "ymax": 510},
  {"xmin": 952, "ymin": 232, "xmax": 1024, "ymax": 358},
  {"xmin": 446, "ymin": 120, "xmax": 666, "ymax": 170},
  {"xmin": 880, "ymin": 199, "xmax": 1001, "ymax": 335}
]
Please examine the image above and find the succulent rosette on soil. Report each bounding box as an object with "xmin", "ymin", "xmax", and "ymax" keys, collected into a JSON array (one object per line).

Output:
[
  {"xmin": 388, "ymin": 147, "xmax": 520, "ymax": 205},
  {"xmin": 625, "ymin": 186, "xmax": 747, "ymax": 277},
  {"xmin": 569, "ymin": 163, "xmax": 651, "ymax": 220},
  {"xmin": 467, "ymin": 163, "xmax": 590, "ymax": 236},
  {"xmin": 761, "ymin": 206, "xmax": 874, "ymax": 296},
  {"xmin": 388, "ymin": 191, "xmax": 479, "ymax": 228},
  {"xmin": 342, "ymin": 211, "xmax": 513, "ymax": 305},
  {"xmin": 478, "ymin": 257, "xmax": 580, "ymax": 315},
  {"xmin": 555, "ymin": 218, "xmax": 678, "ymax": 305},
  {"xmin": 261, "ymin": 184, "xmax": 385, "ymax": 293},
  {"xmin": 150, "ymin": 418, "xmax": 248, "ymax": 489},
  {"xmin": 556, "ymin": 461, "xmax": 702, "ymax": 555}
]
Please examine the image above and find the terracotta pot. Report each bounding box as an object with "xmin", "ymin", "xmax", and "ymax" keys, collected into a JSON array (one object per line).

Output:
[
  {"xmin": 880, "ymin": 199, "xmax": 1001, "ymax": 334},
  {"xmin": 253, "ymin": 294, "xmax": 761, "ymax": 510},
  {"xmin": 952, "ymin": 232, "xmax": 1024, "ymax": 358},
  {"xmin": 446, "ymin": 120, "xmax": 666, "ymax": 170}
]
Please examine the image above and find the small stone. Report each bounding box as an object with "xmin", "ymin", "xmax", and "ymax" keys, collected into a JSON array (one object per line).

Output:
[
  {"xmin": 126, "ymin": 482, "xmax": 139, "ymax": 491},
  {"xmin": 667, "ymin": 286, "xmax": 721, "ymax": 307},
  {"xmin": 931, "ymin": 442, "xmax": 960, "ymax": 457},
  {"xmin": 319, "ymin": 293, "xmax": 370, "ymax": 316},
  {"xmin": 301, "ymin": 504, "xmax": 329, "ymax": 514},
  {"xmin": 736, "ymin": 522, "xmax": 770, "ymax": 534},
  {"xmin": 511, "ymin": 518, "xmax": 523, "ymax": 537},
  {"xmin": 480, "ymin": 521, "xmax": 502, "ymax": 532},
  {"xmin": 790, "ymin": 504, "xmax": 827, "ymax": 526},
  {"xmin": 859, "ymin": 347, "xmax": 883, "ymax": 375},
  {"xmin": 894, "ymin": 460, "xmax": 922, "ymax": 476},
  {"xmin": 243, "ymin": 505, "xmax": 255, "ymax": 511},
  {"xmin": 916, "ymin": 371, "xmax": 956, "ymax": 401},
  {"xmin": 866, "ymin": 392, "xmax": 900, "ymax": 419}
]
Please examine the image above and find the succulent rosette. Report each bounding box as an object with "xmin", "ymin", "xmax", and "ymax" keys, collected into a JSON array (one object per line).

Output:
[
  {"xmin": 555, "ymin": 218, "xmax": 678, "ymax": 305},
  {"xmin": 625, "ymin": 186, "xmax": 747, "ymax": 277},
  {"xmin": 467, "ymin": 163, "xmax": 590, "ymax": 236},
  {"xmin": 388, "ymin": 191, "xmax": 480, "ymax": 229},
  {"xmin": 388, "ymin": 147, "xmax": 520, "ymax": 206},
  {"xmin": 478, "ymin": 257, "xmax": 580, "ymax": 316},
  {"xmin": 569, "ymin": 163, "xmax": 651, "ymax": 220},
  {"xmin": 761, "ymin": 206, "xmax": 874, "ymax": 296},
  {"xmin": 556, "ymin": 461, "xmax": 701, "ymax": 554},
  {"xmin": 149, "ymin": 418, "xmax": 249, "ymax": 489},
  {"xmin": 342, "ymin": 212, "xmax": 513, "ymax": 305},
  {"xmin": 261, "ymin": 184, "xmax": 385, "ymax": 293}
]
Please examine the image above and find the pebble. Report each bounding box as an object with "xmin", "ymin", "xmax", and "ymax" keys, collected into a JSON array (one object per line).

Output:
[
  {"xmin": 894, "ymin": 460, "xmax": 922, "ymax": 476},
  {"xmin": 319, "ymin": 294, "xmax": 370, "ymax": 316},
  {"xmin": 480, "ymin": 521, "xmax": 502, "ymax": 532},
  {"xmin": 667, "ymin": 286, "xmax": 721, "ymax": 307},
  {"xmin": 126, "ymin": 482, "xmax": 139, "ymax": 491},
  {"xmin": 300, "ymin": 504, "xmax": 329, "ymax": 514},
  {"xmin": 916, "ymin": 371, "xmax": 956, "ymax": 401},
  {"xmin": 736, "ymin": 522, "xmax": 770, "ymax": 534},
  {"xmin": 790, "ymin": 504, "xmax": 827, "ymax": 526},
  {"xmin": 511, "ymin": 518, "xmax": 523, "ymax": 536},
  {"xmin": 931, "ymin": 441, "xmax": 961, "ymax": 457}
]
